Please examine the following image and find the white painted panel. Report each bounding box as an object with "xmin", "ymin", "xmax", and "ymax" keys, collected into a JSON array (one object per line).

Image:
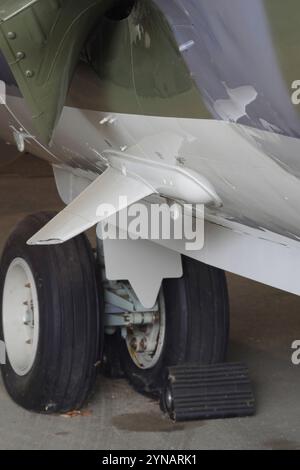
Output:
[{"xmin": 102, "ymin": 236, "xmax": 183, "ymax": 308}]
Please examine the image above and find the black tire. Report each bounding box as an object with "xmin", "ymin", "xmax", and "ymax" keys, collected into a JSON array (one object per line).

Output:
[
  {"xmin": 119, "ymin": 256, "xmax": 229, "ymax": 394},
  {"xmin": 0, "ymin": 212, "xmax": 102, "ymax": 413}
]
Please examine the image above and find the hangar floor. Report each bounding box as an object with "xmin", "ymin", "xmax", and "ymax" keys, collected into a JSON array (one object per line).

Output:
[{"xmin": 0, "ymin": 153, "xmax": 300, "ymax": 450}]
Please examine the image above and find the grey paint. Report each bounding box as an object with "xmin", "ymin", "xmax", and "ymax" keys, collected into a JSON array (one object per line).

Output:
[{"xmin": 154, "ymin": 0, "xmax": 300, "ymax": 137}]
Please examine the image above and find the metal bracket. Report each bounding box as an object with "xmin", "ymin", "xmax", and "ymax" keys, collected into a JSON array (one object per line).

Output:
[
  {"xmin": 103, "ymin": 276, "xmax": 159, "ymax": 337},
  {"xmin": 99, "ymin": 232, "xmax": 182, "ymax": 309},
  {"xmin": 10, "ymin": 125, "xmax": 34, "ymax": 152}
]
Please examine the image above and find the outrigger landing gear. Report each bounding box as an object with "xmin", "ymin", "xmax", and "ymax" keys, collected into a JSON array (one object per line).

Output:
[{"xmin": 0, "ymin": 212, "xmax": 230, "ymax": 417}]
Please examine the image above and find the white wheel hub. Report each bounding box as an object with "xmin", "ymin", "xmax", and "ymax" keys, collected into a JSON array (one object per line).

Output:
[
  {"xmin": 2, "ymin": 258, "xmax": 39, "ymax": 376},
  {"xmin": 125, "ymin": 290, "xmax": 166, "ymax": 370}
]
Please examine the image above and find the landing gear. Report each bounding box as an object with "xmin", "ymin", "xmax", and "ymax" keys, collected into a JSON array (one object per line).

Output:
[
  {"xmin": 116, "ymin": 256, "xmax": 229, "ymax": 394},
  {"xmin": 0, "ymin": 212, "xmax": 102, "ymax": 413},
  {"xmin": 122, "ymin": 289, "xmax": 166, "ymax": 371},
  {"xmin": 0, "ymin": 213, "xmax": 229, "ymax": 415}
]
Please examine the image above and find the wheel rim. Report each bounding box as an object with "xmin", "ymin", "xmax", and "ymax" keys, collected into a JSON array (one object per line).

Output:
[
  {"xmin": 125, "ymin": 290, "xmax": 166, "ymax": 370},
  {"xmin": 2, "ymin": 258, "xmax": 39, "ymax": 376}
]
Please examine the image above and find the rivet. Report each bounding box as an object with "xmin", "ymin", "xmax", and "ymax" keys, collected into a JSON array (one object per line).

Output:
[
  {"xmin": 25, "ymin": 70, "xmax": 34, "ymax": 78},
  {"xmin": 7, "ymin": 32, "xmax": 16, "ymax": 40},
  {"xmin": 16, "ymin": 51, "xmax": 25, "ymax": 60}
]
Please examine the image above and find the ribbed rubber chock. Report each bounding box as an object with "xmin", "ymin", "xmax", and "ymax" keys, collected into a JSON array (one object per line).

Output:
[{"xmin": 160, "ymin": 363, "xmax": 255, "ymax": 422}]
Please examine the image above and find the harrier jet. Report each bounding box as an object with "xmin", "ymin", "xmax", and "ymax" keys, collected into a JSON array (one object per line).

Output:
[{"xmin": 0, "ymin": 0, "xmax": 298, "ymax": 415}]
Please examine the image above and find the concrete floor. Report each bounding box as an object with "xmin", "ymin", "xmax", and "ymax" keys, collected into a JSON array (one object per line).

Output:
[{"xmin": 0, "ymin": 154, "xmax": 300, "ymax": 450}]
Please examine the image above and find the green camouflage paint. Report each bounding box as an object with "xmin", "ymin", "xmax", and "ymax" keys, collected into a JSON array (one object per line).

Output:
[{"xmin": 0, "ymin": 0, "xmax": 114, "ymax": 142}]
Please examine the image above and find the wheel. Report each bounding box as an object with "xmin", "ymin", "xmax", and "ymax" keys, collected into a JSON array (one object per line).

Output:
[
  {"xmin": 0, "ymin": 212, "xmax": 102, "ymax": 413},
  {"xmin": 118, "ymin": 256, "xmax": 229, "ymax": 394}
]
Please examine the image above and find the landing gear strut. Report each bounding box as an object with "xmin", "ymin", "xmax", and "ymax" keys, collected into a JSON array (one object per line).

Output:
[{"xmin": 105, "ymin": 256, "xmax": 230, "ymax": 395}]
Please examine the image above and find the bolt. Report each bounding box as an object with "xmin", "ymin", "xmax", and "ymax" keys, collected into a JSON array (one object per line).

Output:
[
  {"xmin": 16, "ymin": 51, "xmax": 25, "ymax": 60},
  {"xmin": 7, "ymin": 32, "xmax": 16, "ymax": 40},
  {"xmin": 25, "ymin": 283, "xmax": 31, "ymax": 288},
  {"xmin": 140, "ymin": 337, "xmax": 148, "ymax": 352},
  {"xmin": 25, "ymin": 339, "xmax": 32, "ymax": 345},
  {"xmin": 25, "ymin": 70, "xmax": 34, "ymax": 78},
  {"xmin": 130, "ymin": 338, "xmax": 137, "ymax": 351}
]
